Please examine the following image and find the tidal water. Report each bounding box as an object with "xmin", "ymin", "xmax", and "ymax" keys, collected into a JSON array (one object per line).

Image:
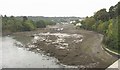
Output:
[{"xmin": 1, "ymin": 36, "xmax": 62, "ymax": 68}]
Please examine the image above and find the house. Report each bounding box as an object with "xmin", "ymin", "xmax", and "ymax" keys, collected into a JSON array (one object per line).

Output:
[{"xmin": 75, "ymin": 23, "xmax": 82, "ymax": 27}]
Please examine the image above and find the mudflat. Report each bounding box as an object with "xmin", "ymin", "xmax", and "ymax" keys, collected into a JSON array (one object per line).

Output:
[{"xmin": 13, "ymin": 24, "xmax": 118, "ymax": 68}]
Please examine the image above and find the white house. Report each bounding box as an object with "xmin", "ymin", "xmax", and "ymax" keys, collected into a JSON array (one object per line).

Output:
[{"xmin": 75, "ymin": 23, "xmax": 82, "ymax": 27}]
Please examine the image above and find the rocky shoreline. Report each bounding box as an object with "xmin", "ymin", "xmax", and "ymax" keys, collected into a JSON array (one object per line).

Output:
[{"xmin": 13, "ymin": 24, "xmax": 118, "ymax": 68}]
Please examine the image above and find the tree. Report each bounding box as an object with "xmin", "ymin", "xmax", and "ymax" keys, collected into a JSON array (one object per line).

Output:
[
  {"xmin": 109, "ymin": 6, "xmax": 116, "ymax": 18},
  {"xmin": 35, "ymin": 20, "xmax": 46, "ymax": 28},
  {"xmin": 94, "ymin": 8, "xmax": 109, "ymax": 21},
  {"xmin": 22, "ymin": 20, "xmax": 36, "ymax": 31},
  {"xmin": 97, "ymin": 21, "xmax": 104, "ymax": 33},
  {"xmin": 81, "ymin": 17, "xmax": 96, "ymax": 30},
  {"xmin": 104, "ymin": 19, "xmax": 118, "ymax": 50},
  {"xmin": 81, "ymin": 2, "xmax": 120, "ymax": 53},
  {"xmin": 106, "ymin": 20, "xmax": 113, "ymax": 38},
  {"xmin": 23, "ymin": 16, "xmax": 28, "ymax": 22},
  {"xmin": 115, "ymin": 2, "xmax": 120, "ymax": 16}
]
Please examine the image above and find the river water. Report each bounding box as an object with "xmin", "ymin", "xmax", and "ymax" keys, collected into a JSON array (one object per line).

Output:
[{"xmin": 1, "ymin": 36, "xmax": 66, "ymax": 68}]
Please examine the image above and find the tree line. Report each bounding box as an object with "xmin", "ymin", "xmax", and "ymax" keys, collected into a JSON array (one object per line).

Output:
[
  {"xmin": 78, "ymin": 2, "xmax": 120, "ymax": 53},
  {"xmin": 2, "ymin": 16, "xmax": 56, "ymax": 35}
]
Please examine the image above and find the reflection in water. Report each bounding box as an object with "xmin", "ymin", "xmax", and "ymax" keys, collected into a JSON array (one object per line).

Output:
[{"xmin": 2, "ymin": 36, "xmax": 62, "ymax": 68}]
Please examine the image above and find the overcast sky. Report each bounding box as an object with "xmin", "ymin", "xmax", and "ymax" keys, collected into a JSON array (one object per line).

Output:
[{"xmin": 0, "ymin": 0, "xmax": 119, "ymax": 17}]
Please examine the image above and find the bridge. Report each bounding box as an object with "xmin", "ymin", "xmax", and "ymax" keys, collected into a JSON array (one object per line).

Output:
[{"xmin": 106, "ymin": 59, "xmax": 119, "ymax": 70}]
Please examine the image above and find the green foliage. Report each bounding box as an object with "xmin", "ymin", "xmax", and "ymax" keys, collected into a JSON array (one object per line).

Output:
[
  {"xmin": 2, "ymin": 16, "xmax": 36, "ymax": 32},
  {"xmin": 44, "ymin": 20, "xmax": 56, "ymax": 25},
  {"xmin": 81, "ymin": 17, "xmax": 96, "ymax": 30},
  {"xmin": 109, "ymin": 6, "xmax": 116, "ymax": 18},
  {"xmin": 97, "ymin": 21, "xmax": 104, "ymax": 33},
  {"xmin": 2, "ymin": 15, "xmax": 57, "ymax": 34},
  {"xmin": 23, "ymin": 16, "xmax": 28, "ymax": 22},
  {"xmin": 2, "ymin": 16, "xmax": 24, "ymax": 32},
  {"xmin": 22, "ymin": 20, "xmax": 36, "ymax": 31},
  {"xmin": 94, "ymin": 8, "xmax": 109, "ymax": 22},
  {"xmin": 35, "ymin": 19, "xmax": 56, "ymax": 28},
  {"xmin": 108, "ymin": 1, "xmax": 120, "ymax": 18},
  {"xmin": 80, "ymin": 1, "xmax": 120, "ymax": 53},
  {"xmin": 35, "ymin": 20, "xmax": 46, "ymax": 28},
  {"xmin": 103, "ymin": 19, "xmax": 118, "ymax": 51},
  {"xmin": 118, "ymin": 16, "xmax": 120, "ymax": 51}
]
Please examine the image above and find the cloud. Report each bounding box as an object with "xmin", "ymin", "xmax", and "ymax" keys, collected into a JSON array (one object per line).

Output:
[{"xmin": 0, "ymin": 0, "xmax": 119, "ymax": 17}]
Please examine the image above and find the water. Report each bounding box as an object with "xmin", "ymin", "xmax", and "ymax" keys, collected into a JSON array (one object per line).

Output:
[{"xmin": 1, "ymin": 36, "xmax": 64, "ymax": 68}]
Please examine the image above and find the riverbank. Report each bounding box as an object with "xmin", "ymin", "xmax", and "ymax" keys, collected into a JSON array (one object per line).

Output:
[
  {"xmin": 1, "ymin": 36, "xmax": 64, "ymax": 68},
  {"xmin": 102, "ymin": 45, "xmax": 120, "ymax": 57},
  {"xmin": 12, "ymin": 24, "xmax": 118, "ymax": 68}
]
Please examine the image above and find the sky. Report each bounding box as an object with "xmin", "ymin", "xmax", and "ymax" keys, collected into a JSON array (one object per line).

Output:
[{"xmin": 0, "ymin": 0, "xmax": 119, "ymax": 17}]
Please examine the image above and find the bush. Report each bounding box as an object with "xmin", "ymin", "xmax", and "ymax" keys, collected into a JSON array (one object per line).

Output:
[
  {"xmin": 22, "ymin": 20, "xmax": 36, "ymax": 31},
  {"xmin": 35, "ymin": 20, "xmax": 46, "ymax": 28}
]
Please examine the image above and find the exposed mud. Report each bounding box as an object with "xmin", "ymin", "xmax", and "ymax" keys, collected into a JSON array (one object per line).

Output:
[{"xmin": 13, "ymin": 24, "xmax": 118, "ymax": 68}]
